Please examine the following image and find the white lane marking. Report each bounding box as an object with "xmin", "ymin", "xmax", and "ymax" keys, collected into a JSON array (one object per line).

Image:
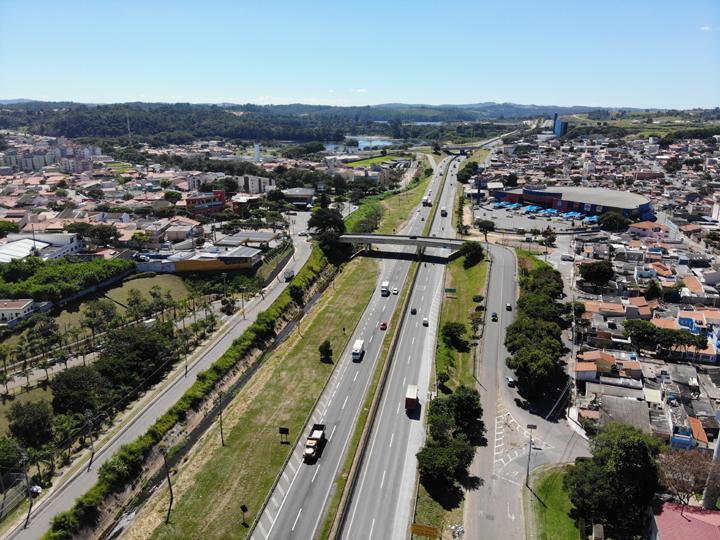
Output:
[
  {"xmin": 353, "ymin": 371, "xmax": 358, "ymax": 382},
  {"xmin": 389, "ymin": 433, "xmax": 394, "ymax": 448},
  {"xmin": 411, "ymin": 337, "xmax": 415, "ymax": 345},
  {"xmin": 292, "ymin": 508, "xmax": 302, "ymax": 531},
  {"xmin": 271, "ymin": 494, "xmax": 279, "ymax": 508},
  {"xmin": 329, "ymin": 425, "xmax": 337, "ymax": 440},
  {"xmin": 382, "ymin": 304, "xmax": 386, "ymax": 312},
  {"xmin": 396, "ymin": 402, "xmax": 401, "ymax": 415},
  {"xmin": 369, "ymin": 518, "xmax": 376, "ymax": 539},
  {"xmin": 312, "ymin": 466, "xmax": 320, "ymax": 483},
  {"xmin": 342, "ymin": 395, "xmax": 349, "ymax": 410},
  {"xmin": 369, "ymin": 335, "xmax": 374, "ymax": 344},
  {"xmin": 257, "ymin": 520, "xmax": 268, "ymax": 538},
  {"xmin": 380, "ymin": 469, "xmax": 386, "ymax": 489},
  {"xmin": 407, "ymin": 356, "xmax": 410, "ymax": 365},
  {"xmin": 402, "ymin": 376, "xmax": 406, "ymax": 387}
]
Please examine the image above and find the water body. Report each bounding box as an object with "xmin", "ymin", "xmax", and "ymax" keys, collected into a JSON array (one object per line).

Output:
[{"xmin": 324, "ymin": 136, "xmax": 399, "ymax": 152}]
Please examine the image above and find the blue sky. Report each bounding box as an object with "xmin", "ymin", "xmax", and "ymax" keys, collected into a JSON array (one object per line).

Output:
[{"xmin": 0, "ymin": 0, "xmax": 718, "ymax": 108}]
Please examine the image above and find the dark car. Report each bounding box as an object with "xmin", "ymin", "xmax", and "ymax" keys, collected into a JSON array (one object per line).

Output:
[
  {"xmin": 410, "ymin": 307, "xmax": 417, "ymax": 315},
  {"xmin": 491, "ymin": 312, "xmax": 498, "ymax": 322}
]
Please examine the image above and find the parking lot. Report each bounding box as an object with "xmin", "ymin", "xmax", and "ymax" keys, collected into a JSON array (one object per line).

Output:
[{"xmin": 474, "ymin": 203, "xmax": 597, "ymax": 233}]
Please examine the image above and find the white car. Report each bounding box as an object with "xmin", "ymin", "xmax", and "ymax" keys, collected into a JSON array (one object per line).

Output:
[
  {"xmin": 506, "ymin": 376, "xmax": 516, "ymax": 387},
  {"xmin": 422, "ymin": 317, "xmax": 429, "ymax": 326},
  {"xmin": 392, "ymin": 287, "xmax": 399, "ymax": 295}
]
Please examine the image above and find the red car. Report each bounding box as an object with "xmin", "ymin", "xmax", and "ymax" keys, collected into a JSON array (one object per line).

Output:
[{"xmin": 380, "ymin": 321, "xmax": 388, "ymax": 331}]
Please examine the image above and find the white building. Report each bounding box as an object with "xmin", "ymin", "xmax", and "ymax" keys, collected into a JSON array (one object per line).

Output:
[{"xmin": 0, "ymin": 299, "xmax": 36, "ymax": 324}]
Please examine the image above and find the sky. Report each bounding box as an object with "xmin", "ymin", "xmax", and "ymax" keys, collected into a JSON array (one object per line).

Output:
[{"xmin": 0, "ymin": 0, "xmax": 718, "ymax": 109}]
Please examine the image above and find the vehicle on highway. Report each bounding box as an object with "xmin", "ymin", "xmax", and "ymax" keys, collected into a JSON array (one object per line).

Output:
[
  {"xmin": 298, "ymin": 231, "xmax": 308, "ymax": 236},
  {"xmin": 410, "ymin": 307, "xmax": 417, "ymax": 315},
  {"xmin": 561, "ymin": 254, "xmax": 575, "ymax": 261},
  {"xmin": 506, "ymin": 376, "xmax": 516, "ymax": 388},
  {"xmin": 405, "ymin": 384, "xmax": 419, "ymax": 411},
  {"xmin": 380, "ymin": 321, "xmax": 388, "ymax": 331},
  {"xmin": 422, "ymin": 317, "xmax": 429, "ymax": 326},
  {"xmin": 392, "ymin": 287, "xmax": 399, "ymax": 295},
  {"xmin": 491, "ymin": 312, "xmax": 498, "ymax": 321},
  {"xmin": 351, "ymin": 339, "xmax": 365, "ymax": 361},
  {"xmin": 284, "ymin": 269, "xmax": 295, "ymax": 282},
  {"xmin": 421, "ymin": 217, "xmax": 425, "ymax": 221},
  {"xmin": 303, "ymin": 423, "xmax": 326, "ymax": 462},
  {"xmin": 380, "ymin": 280, "xmax": 390, "ymax": 296},
  {"xmin": 506, "ymin": 303, "xmax": 512, "ymax": 311},
  {"xmin": 440, "ymin": 207, "xmax": 447, "ymax": 217}
]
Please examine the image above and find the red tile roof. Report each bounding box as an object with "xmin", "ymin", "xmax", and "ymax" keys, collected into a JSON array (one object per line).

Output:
[{"xmin": 653, "ymin": 502, "xmax": 720, "ymax": 540}]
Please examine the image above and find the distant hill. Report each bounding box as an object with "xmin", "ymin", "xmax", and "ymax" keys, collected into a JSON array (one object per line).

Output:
[{"xmin": 0, "ymin": 98, "xmax": 36, "ymax": 105}]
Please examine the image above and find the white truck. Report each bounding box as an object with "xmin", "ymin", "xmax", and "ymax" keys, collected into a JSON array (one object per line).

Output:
[
  {"xmin": 405, "ymin": 384, "xmax": 419, "ymax": 411},
  {"xmin": 380, "ymin": 281, "xmax": 390, "ymax": 296},
  {"xmin": 351, "ymin": 339, "xmax": 365, "ymax": 361}
]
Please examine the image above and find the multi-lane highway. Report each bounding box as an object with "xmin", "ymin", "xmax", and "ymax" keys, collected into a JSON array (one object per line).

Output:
[
  {"xmin": 250, "ymin": 157, "xmax": 455, "ymax": 540},
  {"xmin": 340, "ymin": 156, "xmax": 462, "ymax": 539},
  {"xmin": 8, "ymin": 215, "xmax": 318, "ymax": 540}
]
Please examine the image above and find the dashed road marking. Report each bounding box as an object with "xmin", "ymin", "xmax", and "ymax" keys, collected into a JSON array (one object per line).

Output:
[{"xmin": 292, "ymin": 508, "xmax": 302, "ymax": 531}]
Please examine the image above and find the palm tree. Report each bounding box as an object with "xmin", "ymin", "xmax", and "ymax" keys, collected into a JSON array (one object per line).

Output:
[
  {"xmin": 38, "ymin": 359, "xmax": 51, "ymax": 384},
  {"xmin": 0, "ymin": 371, "xmax": 12, "ymax": 395},
  {"xmin": 0, "ymin": 344, "xmax": 9, "ymax": 373}
]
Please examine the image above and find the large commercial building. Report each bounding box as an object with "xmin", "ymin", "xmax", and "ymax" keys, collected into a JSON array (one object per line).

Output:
[{"xmin": 494, "ymin": 186, "xmax": 654, "ymax": 219}]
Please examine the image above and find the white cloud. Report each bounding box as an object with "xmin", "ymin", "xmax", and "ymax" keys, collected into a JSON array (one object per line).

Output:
[
  {"xmin": 350, "ymin": 88, "xmax": 369, "ymax": 93},
  {"xmin": 700, "ymin": 25, "xmax": 711, "ymax": 31}
]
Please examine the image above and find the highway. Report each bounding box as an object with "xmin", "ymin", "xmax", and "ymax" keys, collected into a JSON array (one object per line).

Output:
[
  {"xmin": 340, "ymin": 157, "xmax": 462, "ymax": 539},
  {"xmin": 7, "ymin": 215, "xmax": 318, "ymax": 540},
  {"xmin": 250, "ymin": 157, "xmax": 454, "ymax": 540}
]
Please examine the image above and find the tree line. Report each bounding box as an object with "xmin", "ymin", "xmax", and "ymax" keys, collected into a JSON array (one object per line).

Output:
[
  {"xmin": 504, "ymin": 259, "xmax": 569, "ymax": 400},
  {"xmin": 0, "ymin": 257, "xmax": 134, "ymax": 303}
]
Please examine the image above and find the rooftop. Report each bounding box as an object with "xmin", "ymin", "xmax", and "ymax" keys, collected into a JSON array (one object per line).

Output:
[{"xmin": 508, "ymin": 186, "xmax": 649, "ymax": 210}]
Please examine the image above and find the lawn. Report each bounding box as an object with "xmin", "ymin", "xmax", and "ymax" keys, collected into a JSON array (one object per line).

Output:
[
  {"xmin": 532, "ymin": 466, "xmax": 581, "ymax": 540},
  {"xmin": 346, "ymin": 154, "xmax": 404, "ymax": 168},
  {"xmin": 0, "ymin": 386, "xmax": 53, "ymax": 434},
  {"xmin": 377, "ymin": 170, "xmax": 432, "ymax": 234},
  {"xmin": 436, "ymin": 256, "xmax": 488, "ymax": 390},
  {"xmin": 142, "ymin": 257, "xmax": 379, "ymax": 540},
  {"xmin": 515, "ymin": 248, "xmax": 549, "ymax": 272},
  {"xmin": 0, "ymin": 274, "xmax": 189, "ymax": 350},
  {"xmin": 467, "ymin": 148, "xmax": 490, "ymax": 166}
]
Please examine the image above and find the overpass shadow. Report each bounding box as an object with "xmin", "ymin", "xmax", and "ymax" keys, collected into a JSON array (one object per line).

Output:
[{"xmin": 357, "ymin": 249, "xmax": 451, "ymax": 265}]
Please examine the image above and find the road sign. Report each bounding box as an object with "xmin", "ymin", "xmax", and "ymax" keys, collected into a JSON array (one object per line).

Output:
[
  {"xmin": 411, "ymin": 523, "xmax": 439, "ymax": 538},
  {"xmin": 444, "ymin": 288, "xmax": 457, "ymax": 293},
  {"xmin": 279, "ymin": 427, "xmax": 289, "ymax": 435},
  {"xmin": 527, "ymin": 423, "xmax": 537, "ymax": 430}
]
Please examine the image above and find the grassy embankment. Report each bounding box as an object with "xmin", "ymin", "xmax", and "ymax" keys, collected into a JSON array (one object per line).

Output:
[
  {"xmin": 529, "ymin": 466, "xmax": 582, "ymax": 540},
  {"xmin": 141, "ymin": 256, "xmax": 378, "ymax": 540}
]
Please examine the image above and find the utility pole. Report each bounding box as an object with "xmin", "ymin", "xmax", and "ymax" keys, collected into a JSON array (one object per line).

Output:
[
  {"xmin": 525, "ymin": 424, "xmax": 537, "ymax": 488},
  {"xmin": 20, "ymin": 450, "xmax": 32, "ymax": 528},
  {"xmin": 216, "ymin": 392, "xmax": 225, "ymax": 447},
  {"xmin": 161, "ymin": 447, "xmax": 174, "ymax": 524}
]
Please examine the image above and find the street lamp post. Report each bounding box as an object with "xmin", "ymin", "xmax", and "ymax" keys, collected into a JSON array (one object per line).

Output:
[{"xmin": 85, "ymin": 410, "xmax": 96, "ymax": 472}]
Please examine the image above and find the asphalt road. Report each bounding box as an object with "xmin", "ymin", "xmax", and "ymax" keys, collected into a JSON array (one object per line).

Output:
[
  {"xmin": 340, "ymin": 157, "xmax": 462, "ymax": 540},
  {"xmin": 250, "ymin": 158, "xmax": 454, "ymax": 540},
  {"xmin": 463, "ymin": 243, "xmax": 589, "ymax": 540},
  {"xmin": 8, "ymin": 214, "xmax": 316, "ymax": 540}
]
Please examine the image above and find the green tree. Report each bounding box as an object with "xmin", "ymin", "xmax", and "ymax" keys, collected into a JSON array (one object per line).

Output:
[
  {"xmin": 623, "ymin": 319, "xmax": 658, "ymax": 353},
  {"xmin": 417, "ymin": 442, "xmax": 458, "ymax": 484},
  {"xmin": 599, "ymin": 212, "xmax": 628, "ymax": 232},
  {"xmin": 7, "ymin": 400, "xmax": 54, "ymax": 450},
  {"xmin": 644, "ymin": 279, "xmax": 662, "ymax": 301},
  {"xmin": 448, "ymin": 385, "xmax": 484, "ymax": 440},
  {"xmin": 475, "ymin": 219, "xmax": 495, "ymax": 242},
  {"xmin": 164, "ymin": 190, "xmax": 182, "ymax": 204},
  {"xmin": 50, "ymin": 366, "xmax": 107, "ymax": 416},
  {"xmin": 0, "ymin": 220, "xmax": 19, "ymax": 238},
  {"xmin": 564, "ymin": 423, "xmax": 661, "ymax": 539},
  {"xmin": 579, "ymin": 260, "xmax": 614, "ymax": 291},
  {"xmin": 458, "ymin": 240, "xmax": 484, "ymax": 268},
  {"xmin": 308, "ymin": 207, "xmax": 348, "ymax": 262},
  {"xmin": 0, "ymin": 435, "xmax": 22, "ymax": 472}
]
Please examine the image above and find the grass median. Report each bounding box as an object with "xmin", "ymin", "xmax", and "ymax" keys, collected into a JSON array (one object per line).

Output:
[{"xmin": 129, "ymin": 257, "xmax": 378, "ymax": 540}]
